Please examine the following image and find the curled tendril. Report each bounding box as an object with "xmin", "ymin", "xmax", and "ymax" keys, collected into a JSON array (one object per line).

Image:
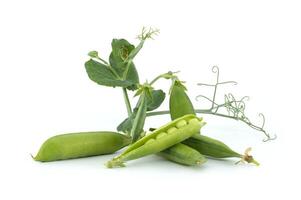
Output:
[
  {"xmin": 259, "ymin": 113, "xmax": 265, "ymax": 129},
  {"xmin": 195, "ymin": 66, "xmax": 276, "ymax": 142},
  {"xmin": 195, "ymin": 95, "xmax": 219, "ymax": 106},
  {"xmin": 137, "ymin": 27, "xmax": 160, "ymax": 40},
  {"xmin": 212, "ymin": 65, "xmax": 219, "ymax": 75}
]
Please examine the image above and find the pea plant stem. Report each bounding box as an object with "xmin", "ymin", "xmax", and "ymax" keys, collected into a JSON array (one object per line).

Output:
[
  {"xmin": 122, "ymin": 88, "xmax": 132, "ymax": 117},
  {"xmin": 146, "ymin": 109, "xmax": 273, "ymax": 141}
]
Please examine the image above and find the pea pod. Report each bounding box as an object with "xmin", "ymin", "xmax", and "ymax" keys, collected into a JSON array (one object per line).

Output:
[
  {"xmin": 106, "ymin": 114, "xmax": 206, "ymax": 168},
  {"xmin": 159, "ymin": 78, "xmax": 205, "ymax": 166},
  {"xmin": 159, "ymin": 143, "xmax": 206, "ymax": 166},
  {"xmin": 169, "ymin": 79, "xmax": 195, "ymax": 120},
  {"xmin": 33, "ymin": 131, "xmax": 131, "ymax": 162},
  {"xmin": 183, "ymin": 134, "xmax": 259, "ymax": 165}
]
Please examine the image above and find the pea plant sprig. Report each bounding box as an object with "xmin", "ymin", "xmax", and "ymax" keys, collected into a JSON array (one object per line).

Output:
[
  {"xmin": 195, "ymin": 66, "xmax": 277, "ymax": 142},
  {"xmin": 32, "ymin": 27, "xmax": 267, "ymax": 166},
  {"xmin": 85, "ymin": 27, "xmax": 274, "ymax": 142}
]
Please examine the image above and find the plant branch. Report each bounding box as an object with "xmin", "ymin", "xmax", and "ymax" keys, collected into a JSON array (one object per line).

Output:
[
  {"xmin": 147, "ymin": 66, "xmax": 276, "ymax": 142},
  {"xmin": 122, "ymin": 27, "xmax": 159, "ymax": 80},
  {"xmin": 122, "ymin": 88, "xmax": 132, "ymax": 117},
  {"xmin": 196, "ymin": 66, "xmax": 276, "ymax": 142},
  {"xmin": 149, "ymin": 71, "xmax": 178, "ymax": 85}
]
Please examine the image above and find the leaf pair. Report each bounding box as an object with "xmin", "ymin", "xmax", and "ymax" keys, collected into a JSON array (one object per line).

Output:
[{"xmin": 85, "ymin": 39, "xmax": 139, "ymax": 90}]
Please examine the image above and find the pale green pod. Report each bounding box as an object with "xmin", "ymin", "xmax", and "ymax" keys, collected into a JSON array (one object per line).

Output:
[
  {"xmin": 183, "ymin": 134, "xmax": 259, "ymax": 165},
  {"xmin": 34, "ymin": 131, "xmax": 131, "ymax": 162},
  {"xmin": 159, "ymin": 143, "xmax": 207, "ymax": 166}
]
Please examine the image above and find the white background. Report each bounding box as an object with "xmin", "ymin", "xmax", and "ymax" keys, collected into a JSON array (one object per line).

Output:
[{"xmin": 0, "ymin": 0, "xmax": 300, "ymax": 199}]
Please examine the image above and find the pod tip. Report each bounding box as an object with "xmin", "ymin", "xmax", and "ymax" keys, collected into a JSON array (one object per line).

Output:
[
  {"xmin": 237, "ymin": 147, "xmax": 260, "ymax": 166},
  {"xmin": 105, "ymin": 159, "xmax": 125, "ymax": 168}
]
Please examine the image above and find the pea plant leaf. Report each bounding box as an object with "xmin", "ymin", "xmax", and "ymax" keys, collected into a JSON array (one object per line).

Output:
[
  {"xmin": 109, "ymin": 39, "xmax": 139, "ymax": 90},
  {"xmin": 146, "ymin": 89, "xmax": 166, "ymax": 111},
  {"xmin": 85, "ymin": 59, "xmax": 135, "ymax": 88},
  {"xmin": 117, "ymin": 112, "xmax": 136, "ymax": 134}
]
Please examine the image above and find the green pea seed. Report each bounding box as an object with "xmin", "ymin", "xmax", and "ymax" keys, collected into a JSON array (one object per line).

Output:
[
  {"xmin": 189, "ymin": 118, "xmax": 199, "ymax": 124},
  {"xmin": 145, "ymin": 138, "xmax": 156, "ymax": 144},
  {"xmin": 176, "ymin": 120, "xmax": 187, "ymax": 128},
  {"xmin": 167, "ymin": 127, "xmax": 178, "ymax": 134},
  {"xmin": 156, "ymin": 132, "xmax": 167, "ymax": 139}
]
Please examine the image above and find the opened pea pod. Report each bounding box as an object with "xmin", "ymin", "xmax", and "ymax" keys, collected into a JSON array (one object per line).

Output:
[{"xmin": 106, "ymin": 114, "xmax": 206, "ymax": 168}]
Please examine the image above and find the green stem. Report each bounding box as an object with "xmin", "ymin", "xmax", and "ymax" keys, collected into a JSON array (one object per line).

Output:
[
  {"xmin": 122, "ymin": 88, "xmax": 132, "ymax": 117},
  {"xmin": 96, "ymin": 57, "xmax": 109, "ymax": 66},
  {"xmin": 93, "ymin": 57, "xmax": 121, "ymax": 79},
  {"xmin": 107, "ymin": 64, "xmax": 121, "ymax": 80},
  {"xmin": 150, "ymin": 71, "xmax": 177, "ymax": 86},
  {"xmin": 146, "ymin": 109, "xmax": 273, "ymax": 140},
  {"xmin": 146, "ymin": 110, "xmax": 170, "ymax": 117},
  {"xmin": 150, "ymin": 75, "xmax": 163, "ymax": 85}
]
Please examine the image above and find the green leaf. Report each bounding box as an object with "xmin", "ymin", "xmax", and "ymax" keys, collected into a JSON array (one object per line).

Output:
[
  {"xmin": 117, "ymin": 113, "xmax": 135, "ymax": 134},
  {"xmin": 109, "ymin": 53, "xmax": 139, "ymax": 90},
  {"xmin": 117, "ymin": 89, "xmax": 162, "ymax": 135},
  {"xmin": 85, "ymin": 59, "xmax": 134, "ymax": 88},
  {"xmin": 109, "ymin": 39, "xmax": 139, "ymax": 90},
  {"xmin": 146, "ymin": 89, "xmax": 166, "ymax": 111},
  {"xmin": 111, "ymin": 39, "xmax": 135, "ymax": 61}
]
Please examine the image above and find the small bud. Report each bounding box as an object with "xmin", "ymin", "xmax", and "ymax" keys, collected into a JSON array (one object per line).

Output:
[{"xmin": 88, "ymin": 51, "xmax": 99, "ymax": 58}]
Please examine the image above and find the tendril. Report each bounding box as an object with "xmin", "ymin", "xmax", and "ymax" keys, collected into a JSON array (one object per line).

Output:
[
  {"xmin": 137, "ymin": 27, "xmax": 160, "ymax": 40},
  {"xmin": 195, "ymin": 66, "xmax": 276, "ymax": 142}
]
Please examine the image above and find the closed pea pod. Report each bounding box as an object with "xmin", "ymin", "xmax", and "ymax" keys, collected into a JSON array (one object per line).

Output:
[
  {"xmin": 158, "ymin": 143, "xmax": 206, "ymax": 166},
  {"xmin": 169, "ymin": 79, "xmax": 195, "ymax": 120},
  {"xmin": 33, "ymin": 131, "xmax": 131, "ymax": 162},
  {"xmin": 183, "ymin": 134, "xmax": 259, "ymax": 165},
  {"xmin": 106, "ymin": 114, "xmax": 206, "ymax": 168}
]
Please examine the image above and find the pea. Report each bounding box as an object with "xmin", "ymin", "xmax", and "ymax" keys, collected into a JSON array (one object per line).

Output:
[
  {"xmin": 183, "ymin": 134, "xmax": 259, "ymax": 165},
  {"xmin": 159, "ymin": 143, "xmax": 206, "ymax": 166},
  {"xmin": 176, "ymin": 120, "xmax": 187, "ymax": 128},
  {"xmin": 106, "ymin": 114, "xmax": 206, "ymax": 168},
  {"xmin": 189, "ymin": 118, "xmax": 199, "ymax": 124},
  {"xmin": 156, "ymin": 132, "xmax": 167, "ymax": 139},
  {"xmin": 167, "ymin": 127, "xmax": 178, "ymax": 134},
  {"xmin": 145, "ymin": 138, "xmax": 155, "ymax": 144},
  {"xmin": 33, "ymin": 131, "xmax": 131, "ymax": 162}
]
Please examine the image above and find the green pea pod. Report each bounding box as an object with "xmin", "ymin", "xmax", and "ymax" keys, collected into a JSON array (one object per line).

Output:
[
  {"xmin": 159, "ymin": 143, "xmax": 206, "ymax": 166},
  {"xmin": 106, "ymin": 114, "xmax": 206, "ymax": 168},
  {"xmin": 130, "ymin": 92, "xmax": 147, "ymax": 142},
  {"xmin": 183, "ymin": 134, "xmax": 259, "ymax": 165},
  {"xmin": 33, "ymin": 131, "xmax": 131, "ymax": 162},
  {"xmin": 169, "ymin": 79, "xmax": 195, "ymax": 120},
  {"xmin": 159, "ymin": 78, "xmax": 205, "ymax": 166}
]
